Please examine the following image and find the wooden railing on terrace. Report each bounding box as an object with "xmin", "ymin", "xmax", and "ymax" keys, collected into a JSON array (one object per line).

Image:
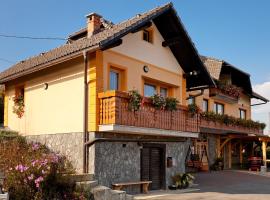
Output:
[
  {"xmin": 98, "ymin": 91, "xmax": 199, "ymax": 133},
  {"xmin": 200, "ymin": 119, "xmax": 263, "ymax": 135},
  {"xmin": 98, "ymin": 91, "xmax": 264, "ymax": 136}
]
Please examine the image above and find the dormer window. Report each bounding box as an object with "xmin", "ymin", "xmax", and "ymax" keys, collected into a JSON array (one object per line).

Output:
[{"xmin": 142, "ymin": 29, "xmax": 153, "ymax": 43}]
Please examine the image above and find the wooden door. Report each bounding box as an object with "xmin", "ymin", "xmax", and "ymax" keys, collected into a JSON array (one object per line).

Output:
[{"xmin": 141, "ymin": 144, "xmax": 165, "ymax": 190}]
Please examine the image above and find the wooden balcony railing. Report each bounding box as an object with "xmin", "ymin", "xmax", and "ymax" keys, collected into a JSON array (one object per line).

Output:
[
  {"xmin": 98, "ymin": 91, "xmax": 199, "ymax": 133},
  {"xmin": 98, "ymin": 91, "xmax": 264, "ymax": 136},
  {"xmin": 200, "ymin": 119, "xmax": 263, "ymax": 135},
  {"xmin": 209, "ymin": 88, "xmax": 239, "ymax": 104}
]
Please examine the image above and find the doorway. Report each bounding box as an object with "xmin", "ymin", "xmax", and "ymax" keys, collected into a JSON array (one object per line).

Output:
[{"xmin": 141, "ymin": 144, "xmax": 166, "ymax": 190}]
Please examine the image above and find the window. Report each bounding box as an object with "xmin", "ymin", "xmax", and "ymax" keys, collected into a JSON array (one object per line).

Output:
[
  {"xmin": 214, "ymin": 102, "xmax": 224, "ymax": 115},
  {"xmin": 202, "ymin": 99, "xmax": 208, "ymax": 112},
  {"xmin": 109, "ymin": 65, "xmax": 126, "ymax": 91},
  {"xmin": 142, "ymin": 29, "xmax": 153, "ymax": 43},
  {"xmin": 188, "ymin": 96, "xmax": 195, "ymax": 105},
  {"xmin": 160, "ymin": 87, "xmax": 168, "ymax": 97},
  {"xmin": 144, "ymin": 83, "xmax": 156, "ymax": 97},
  {"xmin": 109, "ymin": 70, "xmax": 119, "ymax": 90},
  {"xmin": 240, "ymin": 109, "xmax": 246, "ymax": 119}
]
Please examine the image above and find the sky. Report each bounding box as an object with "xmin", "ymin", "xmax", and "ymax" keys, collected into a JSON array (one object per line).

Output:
[{"xmin": 0, "ymin": 0, "xmax": 270, "ymax": 132}]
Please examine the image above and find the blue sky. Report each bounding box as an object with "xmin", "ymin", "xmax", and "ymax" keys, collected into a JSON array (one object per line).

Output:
[
  {"xmin": 0, "ymin": 0, "xmax": 269, "ymax": 84},
  {"xmin": 1, "ymin": 0, "xmax": 270, "ymax": 131}
]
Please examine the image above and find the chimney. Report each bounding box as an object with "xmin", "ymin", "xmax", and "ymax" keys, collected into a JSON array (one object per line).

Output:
[{"xmin": 86, "ymin": 13, "xmax": 102, "ymax": 37}]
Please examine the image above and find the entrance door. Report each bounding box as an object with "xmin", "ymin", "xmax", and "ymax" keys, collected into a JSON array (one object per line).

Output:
[{"xmin": 141, "ymin": 144, "xmax": 165, "ymax": 190}]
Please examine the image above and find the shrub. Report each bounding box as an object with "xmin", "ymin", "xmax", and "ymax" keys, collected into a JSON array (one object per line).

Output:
[
  {"xmin": 171, "ymin": 173, "xmax": 194, "ymax": 189},
  {"xmin": 0, "ymin": 131, "xmax": 87, "ymax": 200},
  {"xmin": 150, "ymin": 94, "xmax": 166, "ymax": 110},
  {"xmin": 187, "ymin": 104, "xmax": 199, "ymax": 116},
  {"xmin": 128, "ymin": 90, "xmax": 142, "ymax": 112},
  {"xmin": 165, "ymin": 97, "xmax": 179, "ymax": 111}
]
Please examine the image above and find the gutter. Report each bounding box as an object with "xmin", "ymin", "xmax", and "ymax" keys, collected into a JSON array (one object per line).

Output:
[
  {"xmin": 85, "ymin": 138, "xmax": 187, "ymax": 147},
  {"xmin": 83, "ymin": 51, "xmax": 89, "ymax": 173}
]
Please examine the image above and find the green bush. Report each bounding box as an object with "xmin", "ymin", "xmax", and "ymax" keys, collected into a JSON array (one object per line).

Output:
[
  {"xmin": 150, "ymin": 94, "xmax": 166, "ymax": 110},
  {"xmin": 165, "ymin": 97, "xmax": 179, "ymax": 111}
]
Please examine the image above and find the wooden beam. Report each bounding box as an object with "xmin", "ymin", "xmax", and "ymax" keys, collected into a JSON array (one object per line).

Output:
[
  {"xmin": 228, "ymin": 140, "xmax": 232, "ymax": 169},
  {"xmin": 262, "ymin": 141, "xmax": 267, "ymax": 166},
  {"xmin": 216, "ymin": 136, "xmax": 221, "ymax": 157},
  {"xmin": 131, "ymin": 21, "xmax": 152, "ymax": 33},
  {"xmin": 240, "ymin": 141, "xmax": 243, "ymax": 167},
  {"xmin": 162, "ymin": 36, "xmax": 182, "ymax": 47},
  {"xmin": 220, "ymin": 138, "xmax": 232, "ymax": 150}
]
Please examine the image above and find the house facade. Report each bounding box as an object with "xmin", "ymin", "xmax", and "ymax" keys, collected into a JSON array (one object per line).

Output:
[
  {"xmin": 0, "ymin": 3, "xmax": 268, "ymax": 193},
  {"xmin": 187, "ymin": 56, "xmax": 268, "ymax": 170}
]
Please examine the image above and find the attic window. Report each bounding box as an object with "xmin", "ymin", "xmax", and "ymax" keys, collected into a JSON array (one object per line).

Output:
[{"xmin": 142, "ymin": 29, "xmax": 153, "ymax": 43}]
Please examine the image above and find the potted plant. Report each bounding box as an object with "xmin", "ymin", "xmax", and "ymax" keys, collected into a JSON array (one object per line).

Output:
[
  {"xmin": 128, "ymin": 90, "xmax": 142, "ymax": 112},
  {"xmin": 150, "ymin": 94, "xmax": 166, "ymax": 110},
  {"xmin": 171, "ymin": 173, "xmax": 195, "ymax": 189},
  {"xmin": 165, "ymin": 97, "xmax": 179, "ymax": 111},
  {"xmin": 12, "ymin": 94, "xmax": 24, "ymax": 118},
  {"xmin": 188, "ymin": 103, "xmax": 199, "ymax": 117}
]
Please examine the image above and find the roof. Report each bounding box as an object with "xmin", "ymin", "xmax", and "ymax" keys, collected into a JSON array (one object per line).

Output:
[
  {"xmin": 0, "ymin": 2, "xmax": 215, "ymax": 89},
  {"xmin": 252, "ymin": 92, "xmax": 269, "ymax": 103},
  {"xmin": 201, "ymin": 55, "xmax": 268, "ymax": 102},
  {"xmin": 200, "ymin": 56, "xmax": 223, "ymax": 80}
]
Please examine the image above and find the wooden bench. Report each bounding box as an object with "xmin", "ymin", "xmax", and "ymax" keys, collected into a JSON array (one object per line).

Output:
[{"xmin": 112, "ymin": 181, "xmax": 152, "ymax": 193}]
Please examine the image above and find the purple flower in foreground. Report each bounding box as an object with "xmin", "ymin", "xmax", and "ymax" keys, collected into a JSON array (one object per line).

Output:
[
  {"xmin": 31, "ymin": 159, "xmax": 39, "ymax": 167},
  {"xmin": 35, "ymin": 176, "xmax": 44, "ymax": 188},
  {"xmin": 32, "ymin": 143, "xmax": 40, "ymax": 150},
  {"xmin": 15, "ymin": 164, "xmax": 29, "ymax": 172},
  {"xmin": 28, "ymin": 174, "xmax": 34, "ymax": 180}
]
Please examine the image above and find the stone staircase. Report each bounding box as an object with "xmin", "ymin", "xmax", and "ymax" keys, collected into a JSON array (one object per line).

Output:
[{"xmin": 69, "ymin": 174, "xmax": 134, "ymax": 200}]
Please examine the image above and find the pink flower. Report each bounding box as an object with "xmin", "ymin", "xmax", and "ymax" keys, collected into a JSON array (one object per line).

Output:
[
  {"xmin": 15, "ymin": 164, "xmax": 28, "ymax": 172},
  {"xmin": 28, "ymin": 174, "xmax": 34, "ymax": 180},
  {"xmin": 35, "ymin": 176, "xmax": 44, "ymax": 188},
  {"xmin": 31, "ymin": 159, "xmax": 39, "ymax": 167},
  {"xmin": 32, "ymin": 143, "xmax": 40, "ymax": 150}
]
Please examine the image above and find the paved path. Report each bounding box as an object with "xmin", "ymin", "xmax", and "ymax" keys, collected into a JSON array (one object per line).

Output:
[{"xmin": 135, "ymin": 171, "xmax": 270, "ymax": 200}]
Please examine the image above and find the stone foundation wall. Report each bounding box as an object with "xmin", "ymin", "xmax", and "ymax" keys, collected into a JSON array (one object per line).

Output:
[
  {"xmin": 26, "ymin": 132, "xmax": 84, "ymax": 173},
  {"xmin": 165, "ymin": 140, "xmax": 190, "ymax": 186},
  {"xmin": 94, "ymin": 140, "xmax": 190, "ymax": 194}
]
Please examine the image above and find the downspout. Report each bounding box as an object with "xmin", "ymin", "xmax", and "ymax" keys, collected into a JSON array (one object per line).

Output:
[{"xmin": 83, "ymin": 51, "xmax": 89, "ymax": 173}]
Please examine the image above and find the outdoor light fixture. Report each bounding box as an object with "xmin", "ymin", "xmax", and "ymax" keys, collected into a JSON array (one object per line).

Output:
[
  {"xmin": 143, "ymin": 65, "xmax": 149, "ymax": 73},
  {"xmin": 44, "ymin": 83, "xmax": 48, "ymax": 90}
]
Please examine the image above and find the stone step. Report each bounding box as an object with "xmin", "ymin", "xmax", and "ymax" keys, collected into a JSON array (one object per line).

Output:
[
  {"xmin": 0, "ymin": 193, "xmax": 8, "ymax": 200},
  {"xmin": 91, "ymin": 185, "xmax": 112, "ymax": 200},
  {"xmin": 125, "ymin": 194, "xmax": 134, "ymax": 200},
  {"xmin": 110, "ymin": 190, "xmax": 127, "ymax": 200},
  {"xmin": 76, "ymin": 180, "xmax": 98, "ymax": 191},
  {"xmin": 63, "ymin": 173, "xmax": 95, "ymax": 183}
]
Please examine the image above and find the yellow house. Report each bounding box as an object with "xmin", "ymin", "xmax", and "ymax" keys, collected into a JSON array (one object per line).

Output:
[{"xmin": 0, "ymin": 3, "xmax": 268, "ymax": 192}]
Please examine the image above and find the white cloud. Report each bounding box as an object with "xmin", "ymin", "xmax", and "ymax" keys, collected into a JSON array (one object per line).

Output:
[{"xmin": 252, "ymin": 81, "xmax": 270, "ymax": 135}]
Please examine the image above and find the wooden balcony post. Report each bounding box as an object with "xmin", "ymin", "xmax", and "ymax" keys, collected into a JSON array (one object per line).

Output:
[
  {"xmin": 228, "ymin": 140, "xmax": 232, "ymax": 169},
  {"xmin": 240, "ymin": 141, "xmax": 243, "ymax": 168},
  {"xmin": 262, "ymin": 141, "xmax": 267, "ymax": 166}
]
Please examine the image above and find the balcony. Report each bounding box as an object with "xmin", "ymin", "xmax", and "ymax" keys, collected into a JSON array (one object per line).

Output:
[
  {"xmin": 98, "ymin": 91, "xmax": 264, "ymax": 137},
  {"xmin": 200, "ymin": 119, "xmax": 263, "ymax": 135},
  {"xmin": 209, "ymin": 86, "xmax": 240, "ymax": 104},
  {"xmin": 98, "ymin": 91, "xmax": 199, "ymax": 138}
]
